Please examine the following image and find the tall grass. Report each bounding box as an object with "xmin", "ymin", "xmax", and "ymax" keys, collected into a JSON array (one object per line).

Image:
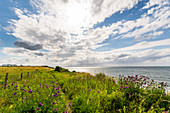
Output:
[{"xmin": 0, "ymin": 67, "xmax": 169, "ymax": 113}]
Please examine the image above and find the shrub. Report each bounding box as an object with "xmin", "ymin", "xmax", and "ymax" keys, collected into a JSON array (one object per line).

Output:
[{"xmin": 54, "ymin": 66, "xmax": 69, "ymax": 72}]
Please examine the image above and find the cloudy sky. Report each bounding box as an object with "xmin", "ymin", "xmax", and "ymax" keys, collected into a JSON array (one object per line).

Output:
[{"xmin": 0, "ymin": 0, "xmax": 170, "ymax": 67}]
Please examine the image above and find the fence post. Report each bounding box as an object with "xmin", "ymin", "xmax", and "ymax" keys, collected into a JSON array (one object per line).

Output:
[
  {"xmin": 21, "ymin": 73, "xmax": 23, "ymax": 80},
  {"xmin": 4, "ymin": 73, "xmax": 8, "ymax": 89},
  {"xmin": 27, "ymin": 72, "xmax": 29, "ymax": 78}
]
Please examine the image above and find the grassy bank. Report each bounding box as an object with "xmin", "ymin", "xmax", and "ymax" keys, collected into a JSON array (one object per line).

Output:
[{"xmin": 0, "ymin": 66, "xmax": 169, "ymax": 113}]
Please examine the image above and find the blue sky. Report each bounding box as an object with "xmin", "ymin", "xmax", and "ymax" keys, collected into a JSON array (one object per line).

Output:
[{"xmin": 0, "ymin": 0, "xmax": 170, "ymax": 66}]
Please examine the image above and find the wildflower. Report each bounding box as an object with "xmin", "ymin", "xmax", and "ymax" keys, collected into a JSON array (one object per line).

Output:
[
  {"xmin": 52, "ymin": 102, "xmax": 55, "ymax": 105},
  {"xmin": 13, "ymin": 92, "xmax": 16, "ymax": 95},
  {"xmin": 46, "ymin": 86, "xmax": 49, "ymax": 88},
  {"xmin": 56, "ymin": 88, "xmax": 58, "ymax": 90},
  {"xmin": 164, "ymin": 111, "xmax": 167, "ymax": 113},
  {"xmin": 54, "ymin": 93, "xmax": 58, "ymax": 97},
  {"xmin": 117, "ymin": 89, "xmax": 119, "ymax": 91},
  {"xmin": 56, "ymin": 82, "xmax": 58, "ymax": 84},
  {"xmin": 55, "ymin": 108, "xmax": 58, "ymax": 111},
  {"xmin": 39, "ymin": 103, "xmax": 43, "ymax": 107},
  {"xmin": 58, "ymin": 91, "xmax": 60, "ymax": 93},
  {"xmin": 126, "ymin": 82, "xmax": 128, "ymax": 85},
  {"xmin": 28, "ymin": 89, "xmax": 32, "ymax": 93},
  {"xmin": 89, "ymin": 89, "xmax": 91, "ymax": 91},
  {"xmin": 23, "ymin": 97, "xmax": 26, "ymax": 99},
  {"xmin": 98, "ymin": 91, "xmax": 100, "ymax": 93},
  {"xmin": 37, "ymin": 107, "xmax": 40, "ymax": 110},
  {"xmin": 164, "ymin": 93, "xmax": 167, "ymax": 96},
  {"xmin": 8, "ymin": 85, "xmax": 10, "ymax": 87}
]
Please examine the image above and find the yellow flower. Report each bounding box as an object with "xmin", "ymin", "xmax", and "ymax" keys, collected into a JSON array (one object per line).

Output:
[{"xmin": 9, "ymin": 105, "xmax": 13, "ymax": 109}]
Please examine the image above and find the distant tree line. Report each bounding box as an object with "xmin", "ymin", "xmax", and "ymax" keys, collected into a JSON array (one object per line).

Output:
[{"xmin": 1, "ymin": 64, "xmax": 20, "ymax": 67}]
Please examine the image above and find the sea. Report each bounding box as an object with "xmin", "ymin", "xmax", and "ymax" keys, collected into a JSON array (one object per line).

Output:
[{"xmin": 67, "ymin": 66, "xmax": 170, "ymax": 92}]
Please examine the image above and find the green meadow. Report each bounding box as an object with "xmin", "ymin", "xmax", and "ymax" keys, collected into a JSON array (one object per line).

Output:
[{"xmin": 0, "ymin": 66, "xmax": 169, "ymax": 113}]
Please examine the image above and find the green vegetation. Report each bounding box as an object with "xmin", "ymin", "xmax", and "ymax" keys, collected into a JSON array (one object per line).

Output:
[
  {"xmin": 0, "ymin": 66, "xmax": 169, "ymax": 113},
  {"xmin": 55, "ymin": 66, "xmax": 69, "ymax": 72}
]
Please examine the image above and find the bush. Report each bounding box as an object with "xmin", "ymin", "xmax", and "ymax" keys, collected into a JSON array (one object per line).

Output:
[{"xmin": 54, "ymin": 66, "xmax": 69, "ymax": 72}]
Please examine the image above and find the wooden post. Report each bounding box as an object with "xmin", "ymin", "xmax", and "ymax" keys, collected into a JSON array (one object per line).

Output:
[
  {"xmin": 27, "ymin": 72, "xmax": 29, "ymax": 78},
  {"xmin": 4, "ymin": 73, "xmax": 8, "ymax": 89},
  {"xmin": 21, "ymin": 73, "xmax": 23, "ymax": 80}
]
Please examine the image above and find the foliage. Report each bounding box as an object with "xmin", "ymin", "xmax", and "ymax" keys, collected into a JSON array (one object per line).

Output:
[
  {"xmin": 54, "ymin": 66, "xmax": 69, "ymax": 72},
  {"xmin": 0, "ymin": 66, "xmax": 169, "ymax": 113}
]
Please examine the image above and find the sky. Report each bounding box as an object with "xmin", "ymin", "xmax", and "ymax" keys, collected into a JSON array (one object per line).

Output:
[{"xmin": 0, "ymin": 0, "xmax": 170, "ymax": 67}]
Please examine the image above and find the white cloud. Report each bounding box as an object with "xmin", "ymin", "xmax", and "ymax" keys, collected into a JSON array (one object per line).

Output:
[
  {"xmin": 112, "ymin": 39, "xmax": 170, "ymax": 52},
  {"xmin": 114, "ymin": 0, "xmax": 170, "ymax": 40},
  {"xmin": 1, "ymin": 0, "xmax": 170, "ymax": 66}
]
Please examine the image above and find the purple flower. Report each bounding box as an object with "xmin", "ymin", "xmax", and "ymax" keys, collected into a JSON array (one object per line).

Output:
[
  {"xmin": 117, "ymin": 89, "xmax": 119, "ymax": 91},
  {"xmin": 28, "ymin": 89, "xmax": 32, "ymax": 93},
  {"xmin": 58, "ymin": 91, "xmax": 60, "ymax": 93},
  {"xmin": 55, "ymin": 108, "xmax": 58, "ymax": 111},
  {"xmin": 98, "ymin": 91, "xmax": 100, "ymax": 93},
  {"xmin": 89, "ymin": 89, "xmax": 91, "ymax": 91},
  {"xmin": 164, "ymin": 93, "xmax": 167, "ymax": 96},
  {"xmin": 52, "ymin": 102, "xmax": 55, "ymax": 105},
  {"xmin": 126, "ymin": 82, "xmax": 128, "ymax": 85},
  {"xmin": 39, "ymin": 103, "xmax": 43, "ymax": 107},
  {"xmin": 56, "ymin": 88, "xmax": 58, "ymax": 90},
  {"xmin": 46, "ymin": 86, "xmax": 49, "ymax": 88},
  {"xmin": 8, "ymin": 85, "xmax": 10, "ymax": 87},
  {"xmin": 164, "ymin": 111, "xmax": 167, "ymax": 113},
  {"xmin": 37, "ymin": 107, "xmax": 40, "ymax": 110},
  {"xmin": 56, "ymin": 82, "xmax": 58, "ymax": 84},
  {"xmin": 13, "ymin": 92, "xmax": 16, "ymax": 95}
]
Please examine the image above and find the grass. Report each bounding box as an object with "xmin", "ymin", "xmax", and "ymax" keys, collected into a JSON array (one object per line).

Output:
[{"xmin": 0, "ymin": 66, "xmax": 169, "ymax": 113}]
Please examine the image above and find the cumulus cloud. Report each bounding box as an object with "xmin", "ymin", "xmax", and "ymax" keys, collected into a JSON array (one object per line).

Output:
[
  {"xmin": 134, "ymin": 31, "xmax": 164, "ymax": 41},
  {"xmin": 14, "ymin": 40, "xmax": 43, "ymax": 50},
  {"xmin": 112, "ymin": 39, "xmax": 170, "ymax": 52},
  {"xmin": 1, "ymin": 0, "xmax": 170, "ymax": 66}
]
